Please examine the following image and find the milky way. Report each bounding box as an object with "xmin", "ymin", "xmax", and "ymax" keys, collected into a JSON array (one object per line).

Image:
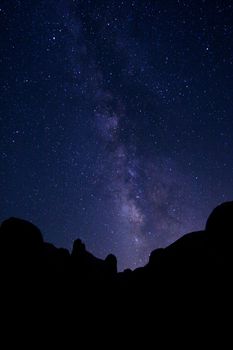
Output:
[{"xmin": 1, "ymin": 1, "xmax": 233, "ymax": 270}]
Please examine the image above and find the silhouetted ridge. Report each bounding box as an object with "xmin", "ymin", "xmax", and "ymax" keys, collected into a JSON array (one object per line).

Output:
[{"xmin": 1, "ymin": 201, "xmax": 232, "ymax": 334}]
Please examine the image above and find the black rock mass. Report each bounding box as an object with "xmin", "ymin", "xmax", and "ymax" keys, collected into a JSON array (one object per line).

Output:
[{"xmin": 1, "ymin": 202, "xmax": 232, "ymax": 315}]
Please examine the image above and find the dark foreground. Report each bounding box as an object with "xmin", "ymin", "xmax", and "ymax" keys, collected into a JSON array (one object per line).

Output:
[{"xmin": 1, "ymin": 201, "xmax": 232, "ymax": 343}]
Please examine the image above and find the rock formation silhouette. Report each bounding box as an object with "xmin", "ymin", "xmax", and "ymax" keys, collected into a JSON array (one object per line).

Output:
[{"xmin": 1, "ymin": 202, "xmax": 232, "ymax": 341}]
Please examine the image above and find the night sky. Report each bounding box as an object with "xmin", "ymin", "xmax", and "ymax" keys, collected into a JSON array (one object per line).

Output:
[{"xmin": 1, "ymin": 0, "xmax": 233, "ymax": 270}]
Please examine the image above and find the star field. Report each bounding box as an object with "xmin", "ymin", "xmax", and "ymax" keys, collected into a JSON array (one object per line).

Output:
[{"xmin": 1, "ymin": 0, "xmax": 233, "ymax": 270}]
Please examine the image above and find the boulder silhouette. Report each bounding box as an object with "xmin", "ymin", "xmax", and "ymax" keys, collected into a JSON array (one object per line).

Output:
[
  {"xmin": 71, "ymin": 238, "xmax": 110, "ymax": 282},
  {"xmin": 205, "ymin": 201, "xmax": 233, "ymax": 270},
  {"xmin": 71, "ymin": 238, "xmax": 86, "ymax": 257},
  {"xmin": 206, "ymin": 201, "xmax": 233, "ymax": 242},
  {"xmin": 0, "ymin": 217, "xmax": 45, "ymax": 293},
  {"xmin": 105, "ymin": 253, "xmax": 117, "ymax": 275},
  {"xmin": 0, "ymin": 217, "xmax": 43, "ymax": 263}
]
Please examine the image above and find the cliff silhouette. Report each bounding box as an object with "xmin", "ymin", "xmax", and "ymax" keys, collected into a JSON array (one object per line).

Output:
[{"xmin": 1, "ymin": 201, "xmax": 232, "ymax": 342}]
